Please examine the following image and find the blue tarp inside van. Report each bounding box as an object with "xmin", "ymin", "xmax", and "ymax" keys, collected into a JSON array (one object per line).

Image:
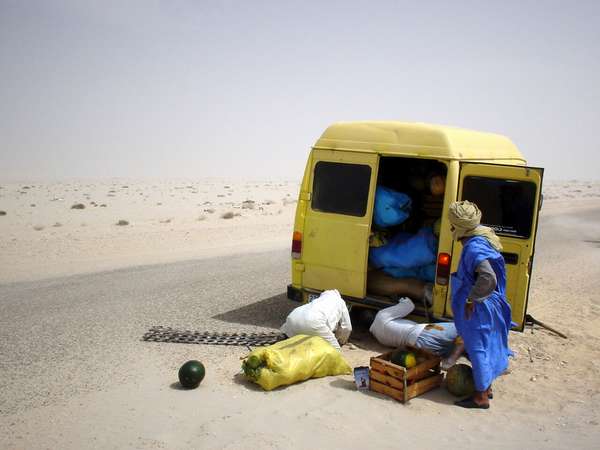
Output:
[
  {"xmin": 373, "ymin": 186, "xmax": 412, "ymax": 228},
  {"xmin": 369, "ymin": 227, "xmax": 438, "ymax": 282},
  {"xmin": 383, "ymin": 263, "xmax": 436, "ymax": 282}
]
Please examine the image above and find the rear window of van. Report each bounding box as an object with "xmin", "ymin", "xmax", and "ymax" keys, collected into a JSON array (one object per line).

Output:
[
  {"xmin": 312, "ymin": 161, "xmax": 371, "ymax": 216},
  {"xmin": 462, "ymin": 176, "xmax": 537, "ymax": 238}
]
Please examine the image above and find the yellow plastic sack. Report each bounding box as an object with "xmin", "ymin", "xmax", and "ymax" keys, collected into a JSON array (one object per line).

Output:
[{"xmin": 241, "ymin": 335, "xmax": 352, "ymax": 391}]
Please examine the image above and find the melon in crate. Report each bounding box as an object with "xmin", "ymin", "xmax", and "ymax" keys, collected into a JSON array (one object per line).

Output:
[{"xmin": 390, "ymin": 350, "xmax": 417, "ymax": 369}]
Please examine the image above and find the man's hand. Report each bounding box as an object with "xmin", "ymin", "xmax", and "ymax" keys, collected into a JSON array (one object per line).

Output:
[{"xmin": 465, "ymin": 300, "xmax": 475, "ymax": 320}]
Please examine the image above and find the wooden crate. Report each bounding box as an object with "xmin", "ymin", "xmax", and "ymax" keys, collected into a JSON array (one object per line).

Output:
[{"xmin": 369, "ymin": 347, "xmax": 443, "ymax": 403}]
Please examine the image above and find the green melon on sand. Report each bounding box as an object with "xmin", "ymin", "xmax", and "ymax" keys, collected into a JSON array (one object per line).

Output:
[
  {"xmin": 390, "ymin": 350, "xmax": 417, "ymax": 369},
  {"xmin": 178, "ymin": 360, "xmax": 206, "ymax": 389},
  {"xmin": 446, "ymin": 363, "xmax": 475, "ymax": 397}
]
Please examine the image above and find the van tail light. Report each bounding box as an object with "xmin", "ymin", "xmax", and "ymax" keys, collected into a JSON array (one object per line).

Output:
[
  {"xmin": 291, "ymin": 231, "xmax": 302, "ymax": 259},
  {"xmin": 436, "ymin": 252, "xmax": 451, "ymax": 285}
]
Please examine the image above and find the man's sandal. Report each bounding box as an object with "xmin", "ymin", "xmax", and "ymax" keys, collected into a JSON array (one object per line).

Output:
[{"xmin": 454, "ymin": 398, "xmax": 490, "ymax": 409}]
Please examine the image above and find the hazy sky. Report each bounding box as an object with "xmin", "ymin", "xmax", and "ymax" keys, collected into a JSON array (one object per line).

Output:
[{"xmin": 1, "ymin": 1, "xmax": 599, "ymax": 181}]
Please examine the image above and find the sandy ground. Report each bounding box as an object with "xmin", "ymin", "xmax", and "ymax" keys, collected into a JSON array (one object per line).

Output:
[
  {"xmin": 0, "ymin": 178, "xmax": 299, "ymax": 283},
  {"xmin": 1, "ymin": 179, "xmax": 600, "ymax": 449}
]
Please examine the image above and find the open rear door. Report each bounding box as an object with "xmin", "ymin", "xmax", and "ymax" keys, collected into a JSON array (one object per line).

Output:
[
  {"xmin": 301, "ymin": 149, "xmax": 379, "ymax": 298},
  {"xmin": 457, "ymin": 163, "xmax": 544, "ymax": 330}
]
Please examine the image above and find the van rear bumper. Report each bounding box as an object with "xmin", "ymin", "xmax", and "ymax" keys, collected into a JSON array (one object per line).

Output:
[{"xmin": 287, "ymin": 284, "xmax": 397, "ymax": 309}]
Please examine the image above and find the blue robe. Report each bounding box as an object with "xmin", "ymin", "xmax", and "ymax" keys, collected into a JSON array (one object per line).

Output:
[{"xmin": 451, "ymin": 236, "xmax": 512, "ymax": 392}]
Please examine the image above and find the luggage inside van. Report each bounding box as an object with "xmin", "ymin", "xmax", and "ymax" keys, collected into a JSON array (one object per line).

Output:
[{"xmin": 367, "ymin": 158, "xmax": 447, "ymax": 306}]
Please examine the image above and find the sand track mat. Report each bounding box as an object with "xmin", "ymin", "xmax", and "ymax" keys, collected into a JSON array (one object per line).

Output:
[{"xmin": 142, "ymin": 326, "xmax": 287, "ymax": 346}]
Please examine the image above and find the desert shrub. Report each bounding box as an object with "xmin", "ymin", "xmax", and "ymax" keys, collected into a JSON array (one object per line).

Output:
[
  {"xmin": 116, "ymin": 219, "xmax": 129, "ymax": 226},
  {"xmin": 71, "ymin": 203, "xmax": 86, "ymax": 209},
  {"xmin": 221, "ymin": 211, "xmax": 235, "ymax": 219}
]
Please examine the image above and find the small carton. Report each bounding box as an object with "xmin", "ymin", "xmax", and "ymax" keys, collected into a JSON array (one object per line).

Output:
[{"xmin": 353, "ymin": 366, "xmax": 370, "ymax": 390}]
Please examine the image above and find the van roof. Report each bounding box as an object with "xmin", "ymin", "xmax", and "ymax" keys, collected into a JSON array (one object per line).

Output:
[{"xmin": 314, "ymin": 121, "xmax": 526, "ymax": 163}]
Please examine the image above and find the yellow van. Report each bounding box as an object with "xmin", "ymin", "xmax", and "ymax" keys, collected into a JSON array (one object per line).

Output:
[{"xmin": 287, "ymin": 121, "xmax": 543, "ymax": 330}]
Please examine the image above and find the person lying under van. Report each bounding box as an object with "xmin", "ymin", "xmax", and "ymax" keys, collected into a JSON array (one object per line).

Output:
[
  {"xmin": 369, "ymin": 297, "xmax": 457, "ymax": 357},
  {"xmin": 280, "ymin": 289, "xmax": 352, "ymax": 350}
]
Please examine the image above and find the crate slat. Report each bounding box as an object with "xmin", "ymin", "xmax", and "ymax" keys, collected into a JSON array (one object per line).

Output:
[
  {"xmin": 370, "ymin": 379, "xmax": 405, "ymax": 402},
  {"xmin": 370, "ymin": 369, "xmax": 407, "ymax": 391},
  {"xmin": 406, "ymin": 373, "xmax": 443, "ymax": 399},
  {"xmin": 406, "ymin": 358, "xmax": 441, "ymax": 382},
  {"xmin": 370, "ymin": 357, "xmax": 406, "ymax": 380}
]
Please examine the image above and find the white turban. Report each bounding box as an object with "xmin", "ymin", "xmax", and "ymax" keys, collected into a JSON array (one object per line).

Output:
[{"xmin": 448, "ymin": 201, "xmax": 502, "ymax": 251}]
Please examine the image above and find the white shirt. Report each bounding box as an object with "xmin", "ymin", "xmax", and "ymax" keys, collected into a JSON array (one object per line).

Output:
[
  {"xmin": 369, "ymin": 298, "xmax": 426, "ymax": 348},
  {"xmin": 281, "ymin": 289, "xmax": 352, "ymax": 349}
]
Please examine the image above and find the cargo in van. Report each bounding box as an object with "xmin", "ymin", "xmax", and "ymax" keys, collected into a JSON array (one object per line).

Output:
[{"xmin": 287, "ymin": 122, "xmax": 543, "ymax": 330}]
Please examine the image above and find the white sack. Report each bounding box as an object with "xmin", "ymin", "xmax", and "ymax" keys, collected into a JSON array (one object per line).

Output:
[{"xmin": 281, "ymin": 289, "xmax": 352, "ymax": 350}]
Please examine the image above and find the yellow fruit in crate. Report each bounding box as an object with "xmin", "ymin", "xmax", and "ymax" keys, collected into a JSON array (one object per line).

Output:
[{"xmin": 390, "ymin": 350, "xmax": 417, "ymax": 369}]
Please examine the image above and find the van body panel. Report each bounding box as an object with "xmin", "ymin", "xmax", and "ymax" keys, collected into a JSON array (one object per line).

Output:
[
  {"xmin": 315, "ymin": 122, "xmax": 527, "ymax": 163},
  {"xmin": 301, "ymin": 149, "xmax": 379, "ymax": 298},
  {"xmin": 432, "ymin": 160, "xmax": 459, "ymax": 317},
  {"xmin": 291, "ymin": 153, "xmax": 314, "ymax": 288},
  {"xmin": 448, "ymin": 163, "xmax": 544, "ymax": 330}
]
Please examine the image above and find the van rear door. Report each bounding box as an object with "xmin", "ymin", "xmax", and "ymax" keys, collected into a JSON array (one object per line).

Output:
[
  {"xmin": 455, "ymin": 163, "xmax": 544, "ymax": 330},
  {"xmin": 301, "ymin": 149, "xmax": 379, "ymax": 298}
]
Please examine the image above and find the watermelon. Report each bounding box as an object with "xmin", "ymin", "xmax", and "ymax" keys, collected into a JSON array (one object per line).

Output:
[
  {"xmin": 178, "ymin": 360, "xmax": 206, "ymax": 389},
  {"xmin": 390, "ymin": 350, "xmax": 417, "ymax": 369},
  {"xmin": 246, "ymin": 355, "xmax": 262, "ymax": 370},
  {"xmin": 242, "ymin": 355, "xmax": 265, "ymax": 381},
  {"xmin": 445, "ymin": 363, "xmax": 475, "ymax": 397}
]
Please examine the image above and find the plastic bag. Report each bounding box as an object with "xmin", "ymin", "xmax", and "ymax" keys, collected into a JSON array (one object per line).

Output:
[
  {"xmin": 241, "ymin": 335, "xmax": 352, "ymax": 391},
  {"xmin": 369, "ymin": 227, "xmax": 438, "ymax": 269},
  {"xmin": 373, "ymin": 186, "xmax": 412, "ymax": 228}
]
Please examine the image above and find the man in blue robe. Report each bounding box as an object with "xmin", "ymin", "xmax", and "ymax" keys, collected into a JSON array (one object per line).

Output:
[{"xmin": 448, "ymin": 200, "xmax": 513, "ymax": 409}]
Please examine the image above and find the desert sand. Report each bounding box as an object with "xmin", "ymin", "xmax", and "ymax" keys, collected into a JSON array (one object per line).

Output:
[
  {"xmin": 1, "ymin": 179, "xmax": 600, "ymax": 449},
  {"xmin": 0, "ymin": 178, "xmax": 299, "ymax": 283}
]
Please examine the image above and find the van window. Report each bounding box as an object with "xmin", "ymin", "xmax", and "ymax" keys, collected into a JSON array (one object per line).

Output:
[
  {"xmin": 312, "ymin": 161, "xmax": 371, "ymax": 216},
  {"xmin": 462, "ymin": 176, "xmax": 536, "ymax": 238}
]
